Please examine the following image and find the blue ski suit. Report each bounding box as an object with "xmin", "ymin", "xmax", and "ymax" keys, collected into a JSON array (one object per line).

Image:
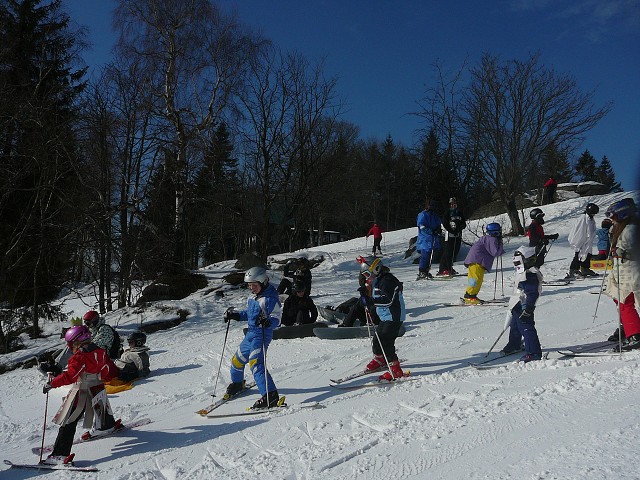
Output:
[{"xmin": 230, "ymin": 284, "xmax": 281, "ymax": 395}]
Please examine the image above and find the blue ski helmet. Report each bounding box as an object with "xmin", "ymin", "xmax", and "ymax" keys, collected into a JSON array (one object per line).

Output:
[
  {"xmin": 606, "ymin": 198, "xmax": 637, "ymax": 222},
  {"xmin": 486, "ymin": 222, "xmax": 502, "ymax": 237}
]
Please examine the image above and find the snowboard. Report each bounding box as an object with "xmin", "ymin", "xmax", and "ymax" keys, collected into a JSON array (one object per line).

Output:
[{"xmin": 314, "ymin": 323, "xmax": 406, "ymax": 340}]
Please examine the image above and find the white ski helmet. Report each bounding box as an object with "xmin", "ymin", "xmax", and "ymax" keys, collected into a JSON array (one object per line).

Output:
[
  {"xmin": 513, "ymin": 246, "xmax": 536, "ymax": 273},
  {"xmin": 244, "ymin": 266, "xmax": 269, "ymax": 286}
]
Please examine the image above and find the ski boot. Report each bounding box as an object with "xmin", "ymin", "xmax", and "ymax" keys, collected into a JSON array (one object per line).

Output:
[
  {"xmin": 224, "ymin": 380, "xmax": 246, "ymax": 399},
  {"xmin": 379, "ymin": 360, "xmax": 404, "ymax": 382},
  {"xmin": 251, "ymin": 390, "xmax": 280, "ymax": 410},
  {"xmin": 42, "ymin": 453, "xmax": 75, "ymax": 466},
  {"xmin": 365, "ymin": 354, "xmax": 386, "ymax": 372}
]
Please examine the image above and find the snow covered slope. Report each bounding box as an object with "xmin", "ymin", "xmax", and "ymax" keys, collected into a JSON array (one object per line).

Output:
[{"xmin": 1, "ymin": 191, "xmax": 639, "ymax": 479}]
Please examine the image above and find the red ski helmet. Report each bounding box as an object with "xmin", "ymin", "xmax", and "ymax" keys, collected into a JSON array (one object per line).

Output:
[{"xmin": 82, "ymin": 310, "xmax": 101, "ymax": 327}]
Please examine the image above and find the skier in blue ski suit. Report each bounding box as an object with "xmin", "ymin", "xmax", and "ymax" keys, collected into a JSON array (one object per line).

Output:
[
  {"xmin": 224, "ymin": 267, "xmax": 282, "ymax": 409},
  {"xmin": 416, "ymin": 198, "xmax": 442, "ymax": 279},
  {"xmin": 500, "ymin": 246, "xmax": 543, "ymax": 362}
]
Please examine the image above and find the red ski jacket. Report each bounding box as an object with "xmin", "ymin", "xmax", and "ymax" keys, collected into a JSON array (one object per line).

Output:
[{"xmin": 50, "ymin": 344, "xmax": 117, "ymax": 388}]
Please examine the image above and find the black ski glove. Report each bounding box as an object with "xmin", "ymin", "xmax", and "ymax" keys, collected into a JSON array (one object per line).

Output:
[
  {"xmin": 223, "ymin": 307, "xmax": 241, "ymax": 323},
  {"xmin": 43, "ymin": 382, "xmax": 53, "ymax": 394},
  {"xmin": 38, "ymin": 359, "xmax": 62, "ymax": 376},
  {"xmin": 255, "ymin": 311, "xmax": 271, "ymax": 328}
]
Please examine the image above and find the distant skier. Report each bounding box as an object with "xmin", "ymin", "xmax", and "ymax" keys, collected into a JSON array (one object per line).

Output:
[
  {"xmin": 542, "ymin": 177, "xmax": 558, "ymax": 205},
  {"xmin": 40, "ymin": 325, "xmax": 119, "ymax": 465},
  {"xmin": 223, "ymin": 267, "xmax": 283, "ymax": 409},
  {"xmin": 500, "ymin": 246, "xmax": 544, "ymax": 362},
  {"xmin": 416, "ymin": 198, "xmax": 442, "ymax": 279},
  {"xmin": 437, "ymin": 197, "xmax": 466, "ymax": 276},
  {"xmin": 462, "ymin": 223, "xmax": 505, "ymax": 304},
  {"xmin": 566, "ymin": 203, "xmax": 599, "ymax": 278},
  {"xmin": 367, "ymin": 223, "xmax": 384, "ymax": 255},
  {"xmin": 526, "ymin": 208, "xmax": 559, "ymax": 268},
  {"xmin": 604, "ymin": 198, "xmax": 640, "ymax": 351},
  {"xmin": 358, "ymin": 256, "xmax": 406, "ymax": 381}
]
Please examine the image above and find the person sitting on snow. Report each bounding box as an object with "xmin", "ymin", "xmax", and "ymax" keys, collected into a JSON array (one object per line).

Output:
[
  {"xmin": 281, "ymin": 281, "xmax": 318, "ymax": 326},
  {"xmin": 114, "ymin": 331, "xmax": 151, "ymax": 381},
  {"xmin": 500, "ymin": 246, "xmax": 544, "ymax": 363},
  {"xmin": 82, "ymin": 310, "xmax": 122, "ymax": 359},
  {"xmin": 277, "ymin": 258, "xmax": 312, "ymax": 296}
]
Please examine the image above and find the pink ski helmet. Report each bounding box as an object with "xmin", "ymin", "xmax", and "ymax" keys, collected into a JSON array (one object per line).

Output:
[{"xmin": 64, "ymin": 325, "xmax": 91, "ymax": 345}]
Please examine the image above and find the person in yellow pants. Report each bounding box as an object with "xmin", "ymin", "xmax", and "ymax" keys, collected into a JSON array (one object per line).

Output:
[{"xmin": 463, "ymin": 223, "xmax": 504, "ymax": 304}]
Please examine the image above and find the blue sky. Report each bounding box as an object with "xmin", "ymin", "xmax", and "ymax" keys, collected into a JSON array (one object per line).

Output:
[{"xmin": 67, "ymin": 0, "xmax": 639, "ymax": 190}]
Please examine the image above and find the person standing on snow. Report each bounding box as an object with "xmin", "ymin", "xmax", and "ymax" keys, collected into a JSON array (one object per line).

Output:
[
  {"xmin": 366, "ymin": 223, "xmax": 384, "ymax": 255},
  {"xmin": 358, "ymin": 256, "xmax": 406, "ymax": 381},
  {"xmin": 566, "ymin": 203, "xmax": 599, "ymax": 278},
  {"xmin": 542, "ymin": 177, "xmax": 558, "ymax": 205},
  {"xmin": 595, "ymin": 218, "xmax": 613, "ymax": 260},
  {"xmin": 604, "ymin": 198, "xmax": 640, "ymax": 351},
  {"xmin": 416, "ymin": 198, "xmax": 442, "ymax": 280},
  {"xmin": 437, "ymin": 197, "xmax": 466, "ymax": 276},
  {"xmin": 462, "ymin": 222, "xmax": 505, "ymax": 304},
  {"xmin": 223, "ymin": 267, "xmax": 283, "ymax": 409},
  {"xmin": 40, "ymin": 325, "xmax": 119, "ymax": 465},
  {"xmin": 500, "ymin": 246, "xmax": 544, "ymax": 362},
  {"xmin": 526, "ymin": 208, "xmax": 559, "ymax": 268}
]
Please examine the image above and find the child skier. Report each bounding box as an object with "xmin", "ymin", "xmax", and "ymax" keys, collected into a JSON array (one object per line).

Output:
[
  {"xmin": 526, "ymin": 208, "xmax": 559, "ymax": 268},
  {"xmin": 41, "ymin": 325, "xmax": 119, "ymax": 465},
  {"xmin": 604, "ymin": 198, "xmax": 640, "ymax": 351},
  {"xmin": 462, "ymin": 222, "xmax": 505, "ymax": 304},
  {"xmin": 500, "ymin": 246, "xmax": 544, "ymax": 362},
  {"xmin": 595, "ymin": 218, "xmax": 613, "ymax": 260},
  {"xmin": 223, "ymin": 266, "xmax": 282, "ymax": 409},
  {"xmin": 358, "ymin": 256, "xmax": 406, "ymax": 381},
  {"xmin": 566, "ymin": 202, "xmax": 599, "ymax": 278},
  {"xmin": 114, "ymin": 331, "xmax": 151, "ymax": 381}
]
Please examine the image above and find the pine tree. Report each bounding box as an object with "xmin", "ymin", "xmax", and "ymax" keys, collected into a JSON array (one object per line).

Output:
[
  {"xmin": 596, "ymin": 156, "xmax": 622, "ymax": 192},
  {"xmin": 574, "ymin": 150, "xmax": 598, "ymax": 181},
  {"xmin": 0, "ymin": 0, "xmax": 86, "ymax": 337}
]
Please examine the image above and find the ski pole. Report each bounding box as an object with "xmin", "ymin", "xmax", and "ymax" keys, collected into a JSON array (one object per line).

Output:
[
  {"xmin": 260, "ymin": 312, "xmax": 270, "ymax": 407},
  {"xmin": 592, "ymin": 250, "xmax": 612, "ymax": 325},
  {"xmin": 500, "ymin": 255, "xmax": 504, "ymax": 297},
  {"xmin": 485, "ymin": 311, "xmax": 512, "ymax": 357},
  {"xmin": 615, "ymin": 256, "xmax": 623, "ymax": 356},
  {"xmin": 211, "ymin": 310, "xmax": 233, "ymax": 398},
  {"xmin": 493, "ymin": 257, "xmax": 499, "ymax": 300},
  {"xmin": 364, "ymin": 305, "xmax": 374, "ymax": 339},
  {"xmin": 39, "ymin": 374, "xmax": 52, "ymax": 463},
  {"xmin": 365, "ymin": 306, "xmax": 395, "ymax": 380}
]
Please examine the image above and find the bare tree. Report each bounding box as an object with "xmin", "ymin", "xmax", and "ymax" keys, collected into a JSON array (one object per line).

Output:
[
  {"xmin": 239, "ymin": 47, "xmax": 341, "ymax": 255},
  {"xmin": 114, "ymin": 0, "xmax": 264, "ymax": 270},
  {"xmin": 461, "ymin": 52, "xmax": 611, "ymax": 234}
]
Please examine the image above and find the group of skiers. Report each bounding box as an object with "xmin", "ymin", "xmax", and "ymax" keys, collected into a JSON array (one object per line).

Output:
[{"xmin": 35, "ymin": 192, "xmax": 638, "ymax": 468}]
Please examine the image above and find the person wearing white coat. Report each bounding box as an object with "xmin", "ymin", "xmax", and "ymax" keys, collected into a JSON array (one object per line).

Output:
[{"xmin": 566, "ymin": 203, "xmax": 599, "ymax": 278}]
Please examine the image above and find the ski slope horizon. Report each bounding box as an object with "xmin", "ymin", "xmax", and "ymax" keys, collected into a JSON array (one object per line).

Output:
[{"xmin": 1, "ymin": 190, "xmax": 639, "ymax": 479}]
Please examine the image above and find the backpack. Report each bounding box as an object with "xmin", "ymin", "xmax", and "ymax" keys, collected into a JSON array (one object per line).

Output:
[{"xmin": 102, "ymin": 324, "xmax": 122, "ymax": 359}]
